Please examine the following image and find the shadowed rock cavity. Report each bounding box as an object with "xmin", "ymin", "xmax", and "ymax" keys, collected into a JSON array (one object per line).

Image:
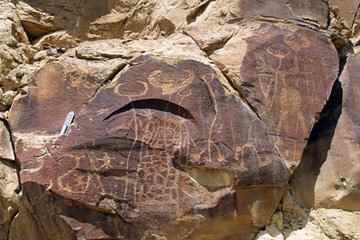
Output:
[
  {"xmin": 9, "ymin": 55, "xmax": 289, "ymax": 239},
  {"xmin": 290, "ymin": 79, "xmax": 342, "ymax": 208}
]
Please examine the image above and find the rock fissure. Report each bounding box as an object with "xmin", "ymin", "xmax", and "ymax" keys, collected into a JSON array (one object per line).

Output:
[
  {"xmin": 213, "ymin": 66, "xmax": 263, "ymax": 121},
  {"xmin": 6, "ymin": 209, "xmax": 19, "ymax": 240},
  {"xmin": 351, "ymin": 2, "xmax": 360, "ymax": 30},
  {"xmin": 186, "ymin": 0, "xmax": 215, "ymax": 24}
]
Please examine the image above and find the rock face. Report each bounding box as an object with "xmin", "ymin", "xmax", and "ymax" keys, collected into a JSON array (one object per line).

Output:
[
  {"xmin": 210, "ymin": 23, "xmax": 339, "ymax": 170},
  {"xmin": 292, "ymin": 53, "xmax": 360, "ymax": 211},
  {"xmin": 286, "ymin": 209, "xmax": 360, "ymax": 240},
  {"xmin": 1, "ymin": 0, "xmax": 360, "ymax": 239},
  {"xmin": 15, "ymin": 0, "xmax": 204, "ymax": 41},
  {"xmin": 9, "ymin": 51, "xmax": 288, "ymax": 239}
]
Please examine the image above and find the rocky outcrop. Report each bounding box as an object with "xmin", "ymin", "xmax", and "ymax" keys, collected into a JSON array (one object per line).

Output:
[
  {"xmin": 15, "ymin": 0, "xmax": 207, "ymax": 41},
  {"xmin": 8, "ymin": 37, "xmax": 289, "ymax": 239},
  {"xmin": 292, "ymin": 53, "xmax": 360, "ymax": 211},
  {"xmin": 0, "ymin": 0, "xmax": 360, "ymax": 239},
  {"xmin": 0, "ymin": 0, "xmax": 32, "ymax": 111},
  {"xmin": 209, "ymin": 22, "xmax": 339, "ymax": 170},
  {"xmin": 286, "ymin": 209, "xmax": 360, "ymax": 240}
]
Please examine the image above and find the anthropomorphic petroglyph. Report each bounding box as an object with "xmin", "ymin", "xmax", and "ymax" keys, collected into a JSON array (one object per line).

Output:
[{"xmin": 13, "ymin": 55, "xmax": 289, "ymax": 239}]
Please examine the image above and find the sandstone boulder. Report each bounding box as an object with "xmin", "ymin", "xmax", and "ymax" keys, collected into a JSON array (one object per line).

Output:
[
  {"xmin": 0, "ymin": 0, "xmax": 33, "ymax": 111},
  {"xmin": 15, "ymin": 0, "xmax": 206, "ymax": 41},
  {"xmin": 0, "ymin": 121, "xmax": 15, "ymax": 161},
  {"xmin": 286, "ymin": 209, "xmax": 360, "ymax": 240},
  {"xmin": 9, "ymin": 39, "xmax": 289, "ymax": 239},
  {"xmin": 210, "ymin": 22, "xmax": 339, "ymax": 170},
  {"xmin": 293, "ymin": 53, "xmax": 360, "ymax": 211},
  {"xmin": 0, "ymin": 121, "xmax": 19, "ymax": 240}
]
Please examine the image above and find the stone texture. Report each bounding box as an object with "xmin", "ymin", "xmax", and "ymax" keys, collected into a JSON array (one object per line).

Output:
[
  {"xmin": 0, "ymin": 121, "xmax": 19, "ymax": 240},
  {"xmin": 0, "ymin": 0, "xmax": 28, "ymax": 46},
  {"xmin": 0, "ymin": 121, "xmax": 15, "ymax": 161},
  {"xmin": 210, "ymin": 22, "xmax": 338, "ymax": 170},
  {"xmin": 15, "ymin": 0, "xmax": 206, "ymax": 41},
  {"xmin": 293, "ymin": 53, "xmax": 360, "ymax": 211},
  {"xmin": 255, "ymin": 225, "xmax": 284, "ymax": 240},
  {"xmin": 0, "ymin": 0, "xmax": 358, "ymax": 239},
  {"xmin": 329, "ymin": 0, "xmax": 360, "ymax": 29},
  {"xmin": 9, "ymin": 45, "xmax": 289, "ymax": 239},
  {"xmin": 232, "ymin": 0, "xmax": 329, "ymax": 27},
  {"xmin": 185, "ymin": 0, "xmax": 329, "ymax": 28},
  {"xmin": 286, "ymin": 221, "xmax": 330, "ymax": 240},
  {"xmin": 352, "ymin": 6, "xmax": 360, "ymax": 44},
  {"xmin": 286, "ymin": 209, "xmax": 360, "ymax": 240},
  {"xmin": 33, "ymin": 31, "xmax": 78, "ymax": 50},
  {"xmin": 0, "ymin": 0, "xmax": 33, "ymax": 111}
]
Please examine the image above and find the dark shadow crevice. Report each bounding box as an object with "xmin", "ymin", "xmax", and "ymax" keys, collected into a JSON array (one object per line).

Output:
[
  {"xmin": 289, "ymin": 79, "xmax": 342, "ymax": 208},
  {"xmin": 103, "ymin": 98, "xmax": 194, "ymax": 121},
  {"xmin": 289, "ymin": 44, "xmax": 349, "ymax": 209}
]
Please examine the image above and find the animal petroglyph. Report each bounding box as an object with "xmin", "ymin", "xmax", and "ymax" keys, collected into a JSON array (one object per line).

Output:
[
  {"xmin": 14, "ymin": 55, "xmax": 290, "ymax": 238},
  {"xmin": 148, "ymin": 70, "xmax": 194, "ymax": 95}
]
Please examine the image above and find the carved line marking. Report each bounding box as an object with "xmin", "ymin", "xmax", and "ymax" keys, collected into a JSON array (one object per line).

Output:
[
  {"xmin": 203, "ymin": 73, "xmax": 218, "ymax": 162},
  {"xmin": 114, "ymin": 82, "xmax": 149, "ymax": 97}
]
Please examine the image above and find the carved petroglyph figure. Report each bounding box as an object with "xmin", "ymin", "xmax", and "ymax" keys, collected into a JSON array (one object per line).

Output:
[
  {"xmin": 115, "ymin": 81, "xmax": 149, "ymax": 97},
  {"xmin": 13, "ymin": 56, "xmax": 290, "ymax": 240},
  {"xmin": 148, "ymin": 70, "xmax": 194, "ymax": 95}
]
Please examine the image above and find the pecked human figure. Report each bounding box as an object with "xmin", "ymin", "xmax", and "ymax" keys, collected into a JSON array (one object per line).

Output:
[{"xmin": 10, "ymin": 55, "xmax": 289, "ymax": 240}]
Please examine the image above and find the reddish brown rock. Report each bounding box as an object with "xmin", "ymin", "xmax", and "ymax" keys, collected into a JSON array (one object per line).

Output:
[
  {"xmin": 234, "ymin": 0, "xmax": 329, "ymax": 27},
  {"xmin": 185, "ymin": 0, "xmax": 329, "ymax": 29},
  {"xmin": 293, "ymin": 53, "xmax": 360, "ymax": 211},
  {"xmin": 211, "ymin": 23, "xmax": 339, "ymax": 170},
  {"xmin": 10, "ymin": 54, "xmax": 289, "ymax": 239}
]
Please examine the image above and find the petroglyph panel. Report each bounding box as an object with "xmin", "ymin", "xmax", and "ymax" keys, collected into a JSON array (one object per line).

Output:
[
  {"xmin": 212, "ymin": 23, "xmax": 338, "ymax": 169},
  {"xmin": 11, "ymin": 55, "xmax": 289, "ymax": 239}
]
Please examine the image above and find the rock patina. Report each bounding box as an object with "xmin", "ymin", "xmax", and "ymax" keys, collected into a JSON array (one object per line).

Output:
[
  {"xmin": 211, "ymin": 23, "xmax": 339, "ymax": 170},
  {"xmin": 9, "ymin": 55, "xmax": 289, "ymax": 239}
]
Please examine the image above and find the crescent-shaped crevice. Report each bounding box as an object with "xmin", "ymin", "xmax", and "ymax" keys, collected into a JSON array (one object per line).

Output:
[{"xmin": 103, "ymin": 98, "xmax": 195, "ymax": 121}]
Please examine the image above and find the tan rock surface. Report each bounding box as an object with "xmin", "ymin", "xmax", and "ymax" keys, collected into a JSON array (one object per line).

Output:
[
  {"xmin": 0, "ymin": 121, "xmax": 19, "ymax": 240},
  {"xmin": 0, "ymin": 0, "xmax": 32, "ymax": 111},
  {"xmin": 16, "ymin": 0, "xmax": 207, "ymax": 41},
  {"xmin": 0, "ymin": 122, "xmax": 14, "ymax": 161},
  {"xmin": 329, "ymin": 0, "xmax": 360, "ymax": 29},
  {"xmin": 286, "ymin": 209, "xmax": 360, "ymax": 240},
  {"xmin": 316, "ymin": 53, "xmax": 360, "ymax": 210}
]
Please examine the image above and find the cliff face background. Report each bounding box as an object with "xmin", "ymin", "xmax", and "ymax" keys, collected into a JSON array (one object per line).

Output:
[{"xmin": 0, "ymin": 0, "xmax": 360, "ymax": 239}]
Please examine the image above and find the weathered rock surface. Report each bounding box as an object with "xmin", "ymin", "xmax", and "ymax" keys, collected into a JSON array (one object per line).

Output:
[
  {"xmin": 0, "ymin": 121, "xmax": 18, "ymax": 240},
  {"xmin": 255, "ymin": 225, "xmax": 284, "ymax": 240},
  {"xmin": 224, "ymin": 0, "xmax": 329, "ymax": 28},
  {"xmin": 1, "ymin": 0, "xmax": 360, "ymax": 239},
  {"xmin": 286, "ymin": 209, "xmax": 360, "ymax": 240},
  {"xmin": 0, "ymin": 0, "xmax": 32, "ymax": 111},
  {"xmin": 292, "ymin": 53, "xmax": 360, "ymax": 211},
  {"xmin": 9, "ymin": 39, "xmax": 289, "ymax": 238},
  {"xmin": 329, "ymin": 0, "xmax": 360, "ymax": 29},
  {"xmin": 15, "ymin": 0, "xmax": 207, "ymax": 41},
  {"xmin": 0, "ymin": 121, "xmax": 14, "ymax": 161},
  {"xmin": 210, "ymin": 22, "xmax": 339, "ymax": 170}
]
